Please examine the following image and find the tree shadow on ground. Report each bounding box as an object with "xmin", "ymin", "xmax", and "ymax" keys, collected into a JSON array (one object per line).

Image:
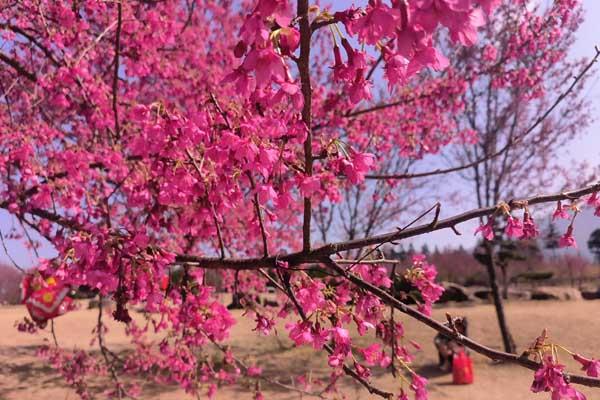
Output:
[{"xmin": 414, "ymin": 363, "xmax": 452, "ymax": 380}]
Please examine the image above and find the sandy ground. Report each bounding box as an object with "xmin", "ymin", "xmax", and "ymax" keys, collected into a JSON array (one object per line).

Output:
[{"xmin": 1, "ymin": 298, "xmax": 599, "ymax": 400}]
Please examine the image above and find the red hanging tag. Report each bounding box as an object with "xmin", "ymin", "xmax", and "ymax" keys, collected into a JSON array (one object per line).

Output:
[{"xmin": 22, "ymin": 274, "xmax": 73, "ymax": 326}]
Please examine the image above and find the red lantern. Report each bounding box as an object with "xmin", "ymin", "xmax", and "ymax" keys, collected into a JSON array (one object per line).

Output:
[
  {"xmin": 21, "ymin": 274, "xmax": 73, "ymax": 326},
  {"xmin": 452, "ymin": 351, "xmax": 474, "ymax": 385}
]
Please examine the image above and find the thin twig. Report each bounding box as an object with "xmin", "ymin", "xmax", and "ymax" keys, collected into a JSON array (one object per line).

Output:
[
  {"xmin": 208, "ymin": 92, "xmax": 232, "ymax": 130},
  {"xmin": 344, "ymin": 202, "xmax": 440, "ymax": 272},
  {"xmin": 202, "ymin": 329, "xmax": 325, "ymax": 398},
  {"xmin": 50, "ymin": 320, "xmax": 59, "ymax": 347},
  {"xmin": 0, "ymin": 51, "xmax": 37, "ymax": 81},
  {"xmin": 97, "ymin": 296, "xmax": 128, "ymax": 399},
  {"xmin": 246, "ymin": 172, "xmax": 269, "ymax": 258},
  {"xmin": 186, "ymin": 148, "xmax": 226, "ymax": 259},
  {"xmin": 75, "ymin": 20, "xmax": 119, "ymax": 64},
  {"xmin": 0, "ymin": 229, "xmax": 25, "ymax": 273}
]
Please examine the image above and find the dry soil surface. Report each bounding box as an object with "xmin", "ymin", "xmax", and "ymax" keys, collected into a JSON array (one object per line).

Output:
[{"xmin": 1, "ymin": 298, "xmax": 599, "ymax": 400}]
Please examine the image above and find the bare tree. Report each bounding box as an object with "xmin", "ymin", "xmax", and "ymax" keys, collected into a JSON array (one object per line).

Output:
[{"xmin": 446, "ymin": 2, "xmax": 591, "ymax": 352}]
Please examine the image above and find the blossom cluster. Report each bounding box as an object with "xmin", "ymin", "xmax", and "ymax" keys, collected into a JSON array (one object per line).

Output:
[{"xmin": 475, "ymin": 191, "xmax": 600, "ymax": 249}]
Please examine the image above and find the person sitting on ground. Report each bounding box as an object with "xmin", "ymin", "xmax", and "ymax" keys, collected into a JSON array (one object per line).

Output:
[{"xmin": 434, "ymin": 316, "xmax": 469, "ymax": 372}]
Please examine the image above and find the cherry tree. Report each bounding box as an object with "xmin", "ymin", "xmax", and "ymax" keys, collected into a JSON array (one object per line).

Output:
[{"xmin": 1, "ymin": 0, "xmax": 600, "ymax": 399}]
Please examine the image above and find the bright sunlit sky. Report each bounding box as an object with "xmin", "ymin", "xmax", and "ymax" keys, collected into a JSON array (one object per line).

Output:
[{"xmin": 1, "ymin": 1, "xmax": 599, "ymax": 268}]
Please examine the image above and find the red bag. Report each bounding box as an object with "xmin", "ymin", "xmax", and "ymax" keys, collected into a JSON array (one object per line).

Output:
[
  {"xmin": 160, "ymin": 275, "xmax": 169, "ymax": 291},
  {"xmin": 452, "ymin": 351, "xmax": 474, "ymax": 384}
]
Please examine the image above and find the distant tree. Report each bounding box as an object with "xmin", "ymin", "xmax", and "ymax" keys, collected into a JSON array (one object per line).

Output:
[
  {"xmin": 562, "ymin": 254, "xmax": 589, "ymax": 288},
  {"xmin": 447, "ymin": 0, "xmax": 590, "ymax": 353},
  {"xmin": 0, "ymin": 264, "xmax": 22, "ymax": 305},
  {"xmin": 545, "ymin": 223, "xmax": 561, "ymax": 258},
  {"xmin": 497, "ymin": 239, "xmax": 541, "ymax": 299},
  {"xmin": 385, "ymin": 244, "xmax": 409, "ymax": 262},
  {"xmin": 430, "ymin": 247, "xmax": 484, "ymax": 285},
  {"xmin": 588, "ymin": 229, "xmax": 600, "ymax": 263},
  {"xmin": 421, "ymin": 244, "xmax": 431, "ymax": 256}
]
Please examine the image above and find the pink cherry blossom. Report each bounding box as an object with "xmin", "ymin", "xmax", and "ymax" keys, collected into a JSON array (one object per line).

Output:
[
  {"xmin": 553, "ymin": 201, "xmax": 571, "ymax": 220},
  {"xmin": 410, "ymin": 373, "xmax": 429, "ymax": 400},
  {"xmin": 295, "ymin": 280, "xmax": 326, "ymax": 314},
  {"xmin": 586, "ymin": 192, "xmax": 600, "ymax": 207},
  {"xmin": 559, "ymin": 226, "xmax": 577, "ymax": 248},
  {"xmin": 406, "ymin": 254, "xmax": 444, "ymax": 316},
  {"xmin": 277, "ymin": 27, "xmax": 300, "ymax": 55},
  {"xmin": 521, "ymin": 211, "xmax": 539, "ymax": 240},
  {"xmin": 483, "ymin": 44, "xmax": 498, "ymax": 61},
  {"xmin": 573, "ymin": 354, "xmax": 600, "ymax": 377},
  {"xmin": 475, "ymin": 218, "xmax": 495, "ymax": 240},
  {"xmin": 505, "ymin": 216, "xmax": 524, "ymax": 238},
  {"xmin": 531, "ymin": 356, "xmax": 587, "ymax": 400}
]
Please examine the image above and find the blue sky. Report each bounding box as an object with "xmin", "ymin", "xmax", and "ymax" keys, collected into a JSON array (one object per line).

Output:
[
  {"xmin": 1, "ymin": 1, "xmax": 599, "ymax": 268},
  {"xmin": 408, "ymin": 0, "xmax": 600, "ymax": 255}
]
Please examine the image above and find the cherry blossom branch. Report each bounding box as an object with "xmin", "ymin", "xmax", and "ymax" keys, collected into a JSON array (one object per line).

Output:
[
  {"xmin": 4, "ymin": 181, "xmax": 599, "ymax": 272},
  {"xmin": 310, "ymin": 15, "xmax": 343, "ymax": 34},
  {"xmin": 247, "ymin": 172, "xmax": 269, "ymax": 257},
  {"xmin": 208, "ymin": 92, "xmax": 232, "ymax": 130},
  {"xmin": 176, "ymin": 181, "xmax": 600, "ymax": 269},
  {"xmin": 186, "ymin": 149, "xmax": 226, "ymax": 259},
  {"xmin": 335, "ymin": 259, "xmax": 403, "ymax": 265},
  {"xmin": 0, "ymin": 51, "xmax": 37, "ymax": 82},
  {"xmin": 50, "ymin": 320, "xmax": 59, "ymax": 347},
  {"xmin": 297, "ymin": 0, "xmax": 314, "ymax": 252},
  {"xmin": 365, "ymin": 46, "xmax": 600, "ymax": 180},
  {"xmin": 75, "ymin": 20, "xmax": 119, "ymax": 64},
  {"xmin": 277, "ymin": 270, "xmax": 394, "ymax": 398},
  {"xmin": 342, "ymin": 202, "xmax": 440, "ymax": 272},
  {"xmin": 322, "ymin": 258, "xmax": 600, "ymax": 388},
  {"xmin": 112, "ymin": 1, "xmax": 123, "ymax": 140},
  {"xmin": 345, "ymin": 94, "xmax": 423, "ymax": 119},
  {"xmin": 365, "ymin": 53, "xmax": 384, "ymax": 82},
  {"xmin": 0, "ymin": 23, "xmax": 61, "ymax": 66}
]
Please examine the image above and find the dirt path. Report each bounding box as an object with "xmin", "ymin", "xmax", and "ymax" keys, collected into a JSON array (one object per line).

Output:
[{"xmin": 1, "ymin": 299, "xmax": 599, "ymax": 399}]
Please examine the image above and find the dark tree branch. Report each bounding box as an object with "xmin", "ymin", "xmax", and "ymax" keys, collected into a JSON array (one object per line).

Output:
[
  {"xmin": 173, "ymin": 182, "xmax": 600, "ymax": 269},
  {"xmin": 0, "ymin": 52, "xmax": 37, "ymax": 82},
  {"xmin": 298, "ymin": 0, "xmax": 313, "ymax": 252},
  {"xmin": 247, "ymin": 172, "xmax": 269, "ymax": 258}
]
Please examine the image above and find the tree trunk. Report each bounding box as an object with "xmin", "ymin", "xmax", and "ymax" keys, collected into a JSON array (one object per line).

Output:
[
  {"xmin": 567, "ymin": 263, "xmax": 575, "ymax": 288},
  {"xmin": 484, "ymin": 242, "xmax": 516, "ymax": 353},
  {"xmin": 499, "ymin": 264, "xmax": 509, "ymax": 300}
]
